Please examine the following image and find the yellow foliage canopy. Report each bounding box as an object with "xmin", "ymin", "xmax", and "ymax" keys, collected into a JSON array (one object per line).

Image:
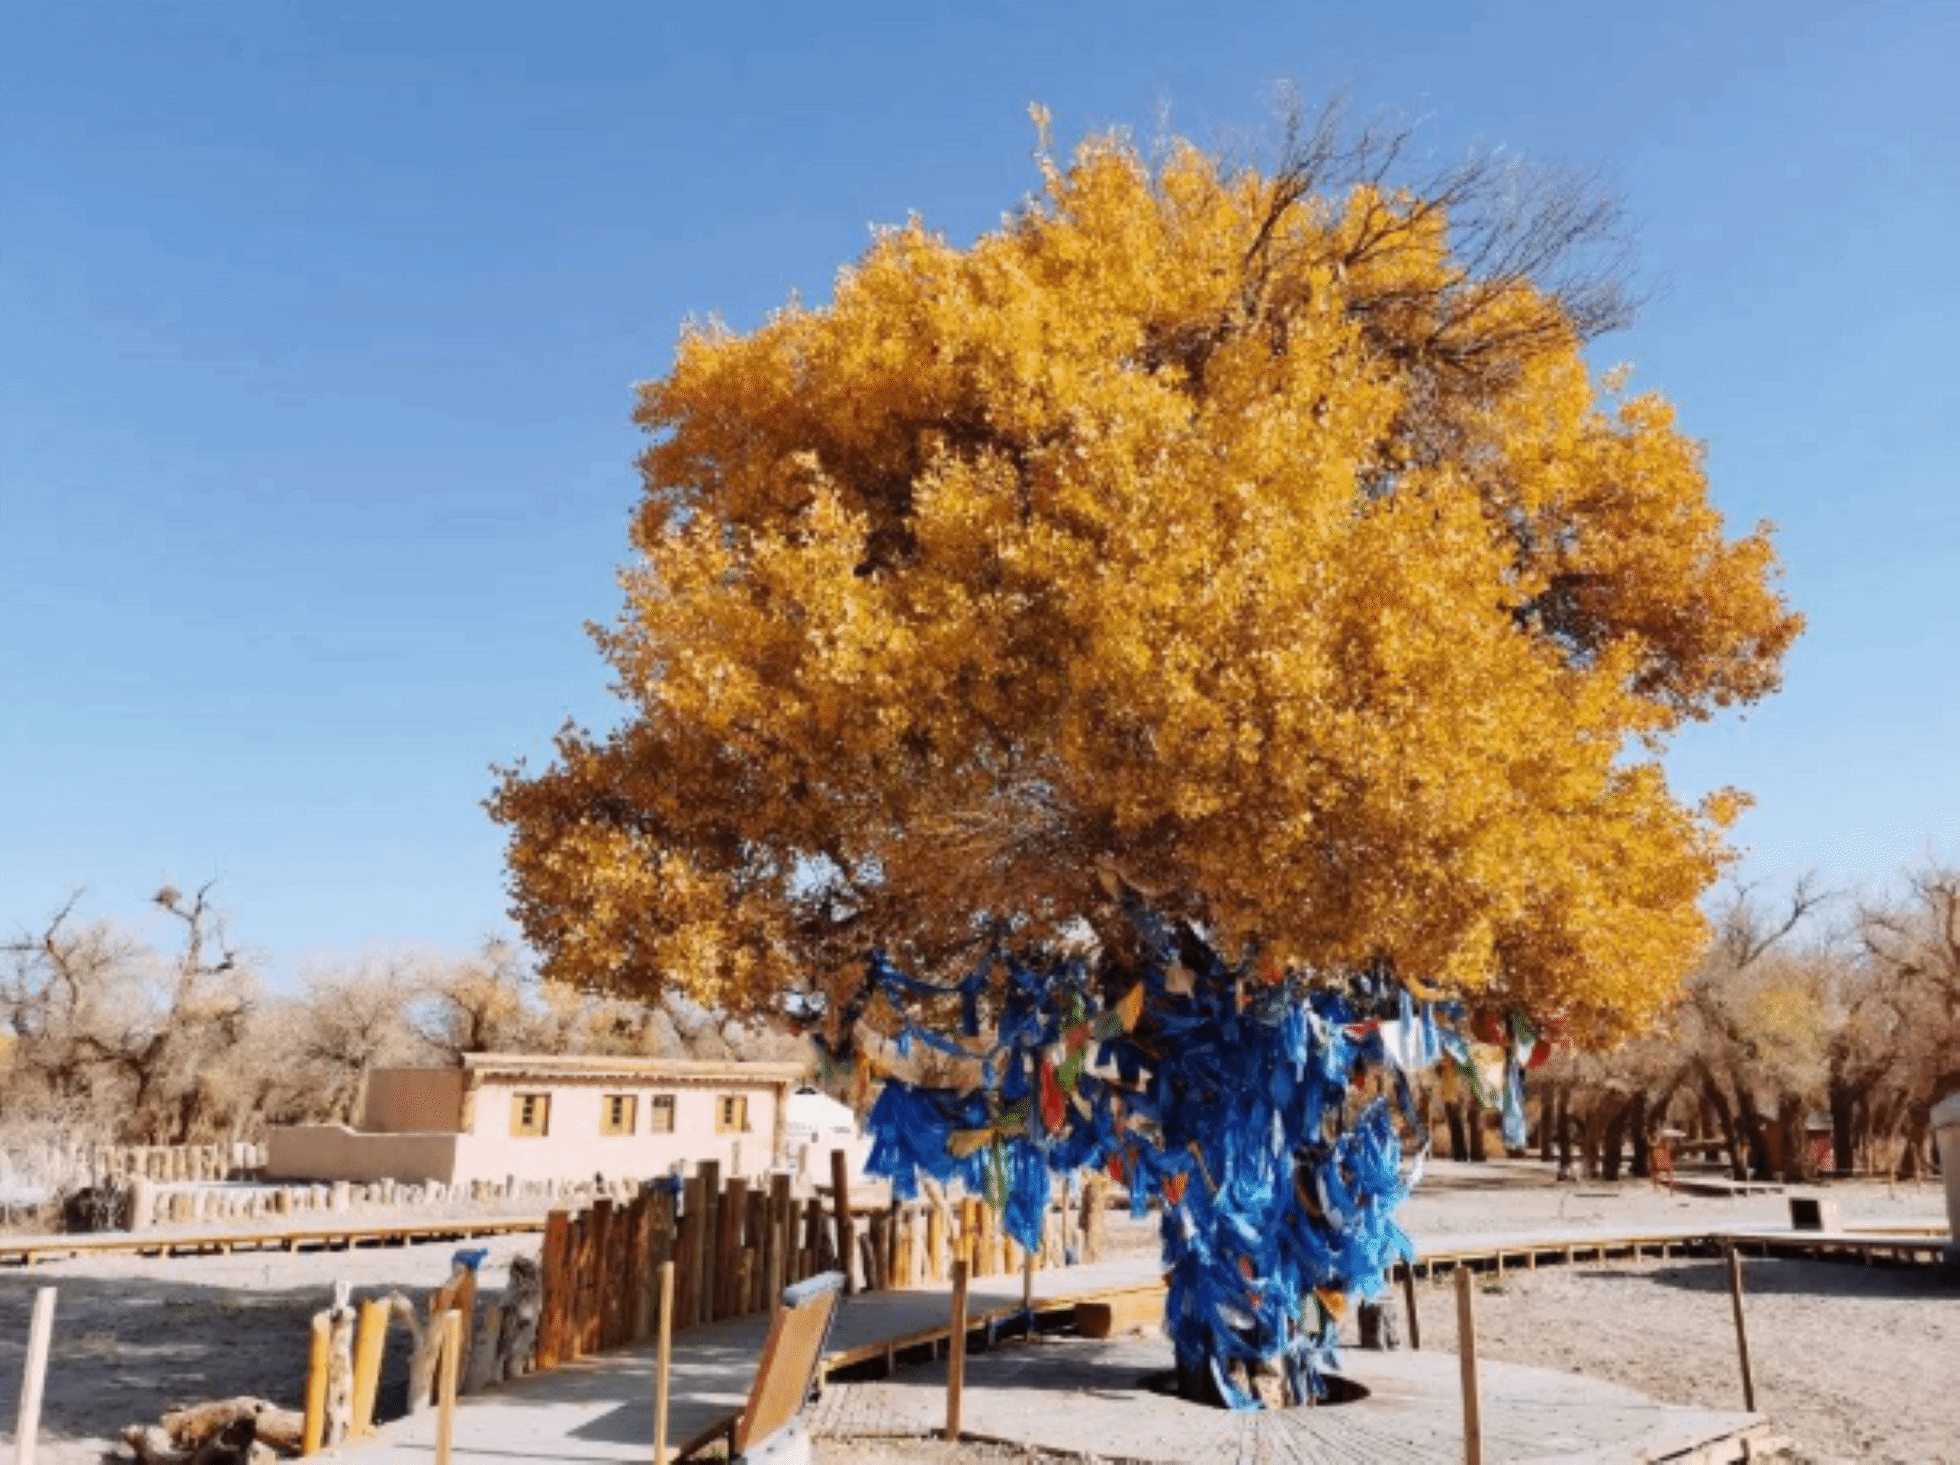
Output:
[{"xmin": 492, "ymin": 126, "xmax": 1800, "ymax": 1040}]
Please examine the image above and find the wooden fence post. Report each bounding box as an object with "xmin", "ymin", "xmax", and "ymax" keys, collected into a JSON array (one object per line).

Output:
[
  {"xmin": 675, "ymin": 1174, "xmax": 704, "ymax": 1331},
  {"xmin": 829, "ymin": 1149, "xmax": 856, "ymax": 1296},
  {"xmin": 768, "ymin": 1173, "xmax": 792, "ymax": 1315},
  {"xmin": 1455, "ymin": 1266, "xmax": 1481, "ymax": 1465},
  {"xmin": 1400, "ymin": 1262, "xmax": 1421, "ymax": 1352},
  {"xmin": 744, "ymin": 1187, "xmax": 767, "ymax": 1313},
  {"xmin": 1726, "ymin": 1247, "xmax": 1756, "ymax": 1412},
  {"xmin": 13, "ymin": 1285, "xmax": 56, "ymax": 1465},
  {"xmin": 653, "ymin": 1259, "xmax": 675, "ymax": 1465},
  {"xmin": 803, "ymin": 1195, "xmax": 824, "ymax": 1279},
  {"xmin": 301, "ymin": 1312, "xmax": 331, "ymax": 1456},
  {"xmin": 536, "ymin": 1210, "xmax": 570, "ymax": 1369},
  {"xmin": 434, "ymin": 1310, "xmax": 461, "ymax": 1465},
  {"xmin": 694, "ymin": 1162, "xmax": 720, "ymax": 1327},
  {"xmin": 324, "ymin": 1284, "xmax": 355, "ymax": 1447},
  {"xmin": 716, "ymin": 1177, "xmax": 748, "ymax": 1319},
  {"xmin": 584, "ymin": 1200, "xmax": 612, "ymax": 1354},
  {"xmin": 944, "ymin": 1257, "xmax": 970, "ymax": 1443}
]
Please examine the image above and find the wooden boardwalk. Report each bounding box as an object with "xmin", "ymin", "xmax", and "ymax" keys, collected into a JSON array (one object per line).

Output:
[
  {"xmin": 325, "ymin": 1256, "xmax": 1161, "ymax": 1462},
  {"xmin": 321, "ymin": 1215, "xmax": 1945, "ymax": 1461},
  {"xmin": 325, "ymin": 1244, "xmax": 1790, "ymax": 1464},
  {"xmin": 0, "ymin": 1214, "xmax": 549, "ymax": 1267}
]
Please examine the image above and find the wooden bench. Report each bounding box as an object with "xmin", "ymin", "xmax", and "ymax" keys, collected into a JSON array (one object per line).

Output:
[{"xmin": 674, "ymin": 1270, "xmax": 845, "ymax": 1463}]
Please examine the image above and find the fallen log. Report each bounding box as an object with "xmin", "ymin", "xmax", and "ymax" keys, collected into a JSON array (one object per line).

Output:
[
  {"xmin": 157, "ymin": 1397, "xmax": 304, "ymax": 1453},
  {"xmin": 122, "ymin": 1418, "xmax": 281, "ymax": 1464}
]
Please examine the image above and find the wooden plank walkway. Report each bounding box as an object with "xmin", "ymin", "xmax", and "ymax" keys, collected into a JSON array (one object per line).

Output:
[
  {"xmin": 325, "ymin": 1242, "xmax": 1790, "ymax": 1465},
  {"xmin": 0, "ymin": 1214, "xmax": 549, "ymax": 1266},
  {"xmin": 324, "ymin": 1256, "xmax": 1163, "ymax": 1462}
]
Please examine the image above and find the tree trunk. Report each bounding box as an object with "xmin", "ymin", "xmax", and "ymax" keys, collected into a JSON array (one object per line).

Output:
[
  {"xmin": 1443, "ymin": 1101, "xmax": 1470, "ymax": 1163},
  {"xmin": 1828, "ymin": 1080, "xmax": 1858, "ymax": 1176},
  {"xmin": 1629, "ymin": 1093, "xmax": 1651, "ymax": 1180},
  {"xmin": 1555, "ymin": 1088, "xmax": 1575, "ymax": 1179},
  {"xmin": 1775, "ymin": 1095, "xmax": 1808, "ymax": 1184},
  {"xmin": 1698, "ymin": 1071, "xmax": 1746, "ymax": 1181},
  {"xmin": 1537, "ymin": 1088, "xmax": 1555, "ymax": 1164},
  {"xmin": 1897, "ymin": 1108, "xmax": 1931, "ymax": 1180},
  {"xmin": 1467, "ymin": 1105, "xmax": 1488, "ymax": 1163},
  {"xmin": 1600, "ymin": 1098, "xmax": 1630, "ymax": 1182},
  {"xmin": 1581, "ymin": 1099, "xmax": 1609, "ymax": 1179},
  {"xmin": 1734, "ymin": 1084, "xmax": 1773, "ymax": 1181}
]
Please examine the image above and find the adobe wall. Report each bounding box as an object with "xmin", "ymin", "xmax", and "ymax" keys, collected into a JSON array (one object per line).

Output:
[
  {"xmin": 360, "ymin": 1068, "xmax": 466, "ymax": 1133},
  {"xmin": 264, "ymin": 1125, "xmax": 461, "ymax": 1184}
]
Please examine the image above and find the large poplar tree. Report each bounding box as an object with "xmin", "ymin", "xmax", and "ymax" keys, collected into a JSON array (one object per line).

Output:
[{"xmin": 492, "ymin": 107, "xmax": 1799, "ymax": 1399}]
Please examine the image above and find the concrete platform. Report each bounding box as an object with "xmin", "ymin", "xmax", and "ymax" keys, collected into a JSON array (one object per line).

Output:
[{"xmin": 811, "ymin": 1332, "xmax": 1773, "ymax": 1464}]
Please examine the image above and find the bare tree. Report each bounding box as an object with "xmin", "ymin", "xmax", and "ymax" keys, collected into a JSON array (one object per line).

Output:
[{"xmin": 1, "ymin": 884, "xmax": 264, "ymax": 1146}]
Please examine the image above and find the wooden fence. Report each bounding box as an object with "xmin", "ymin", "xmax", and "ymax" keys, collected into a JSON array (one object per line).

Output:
[
  {"xmin": 282, "ymin": 1162, "xmax": 1105, "ymax": 1449},
  {"xmin": 1, "ymin": 1140, "xmax": 266, "ymax": 1196},
  {"xmin": 472, "ymin": 1159, "xmax": 1105, "ymax": 1381},
  {"xmin": 528, "ymin": 1160, "xmax": 1098, "ymax": 1363}
]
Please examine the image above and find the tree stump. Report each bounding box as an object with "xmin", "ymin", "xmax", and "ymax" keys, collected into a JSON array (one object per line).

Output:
[
  {"xmin": 1358, "ymin": 1298, "xmax": 1401, "ymax": 1350},
  {"xmin": 498, "ymin": 1253, "xmax": 543, "ymax": 1380}
]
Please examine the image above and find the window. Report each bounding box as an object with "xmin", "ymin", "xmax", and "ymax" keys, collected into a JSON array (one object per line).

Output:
[
  {"xmin": 511, "ymin": 1093, "xmax": 551, "ymax": 1138},
  {"xmin": 648, "ymin": 1094, "xmax": 676, "ymax": 1134},
  {"xmin": 716, "ymin": 1094, "xmax": 749, "ymax": 1134},
  {"xmin": 600, "ymin": 1094, "xmax": 637, "ymax": 1136}
]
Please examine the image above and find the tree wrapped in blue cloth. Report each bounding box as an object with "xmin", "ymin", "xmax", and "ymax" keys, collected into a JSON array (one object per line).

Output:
[
  {"xmin": 852, "ymin": 892, "xmax": 1446, "ymax": 1408},
  {"xmin": 492, "ymin": 105, "xmax": 1797, "ymax": 1408}
]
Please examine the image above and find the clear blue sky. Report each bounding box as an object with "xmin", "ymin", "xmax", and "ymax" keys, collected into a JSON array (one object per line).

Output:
[{"xmin": 3, "ymin": 1, "xmax": 1955, "ymax": 981}]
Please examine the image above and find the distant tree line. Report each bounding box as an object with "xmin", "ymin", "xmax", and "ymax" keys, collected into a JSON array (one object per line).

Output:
[
  {"xmin": 1506, "ymin": 860, "xmax": 1958, "ymax": 1182},
  {"xmin": 0, "ymin": 882, "xmax": 812, "ymax": 1151}
]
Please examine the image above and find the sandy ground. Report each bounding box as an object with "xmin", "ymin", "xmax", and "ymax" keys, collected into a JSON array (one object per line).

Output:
[
  {"xmin": 1, "ymin": 1163, "xmax": 1949, "ymax": 1463},
  {"xmin": 0, "ymin": 1235, "xmax": 539, "ymax": 1464},
  {"xmin": 1408, "ymin": 1254, "xmax": 1960, "ymax": 1465}
]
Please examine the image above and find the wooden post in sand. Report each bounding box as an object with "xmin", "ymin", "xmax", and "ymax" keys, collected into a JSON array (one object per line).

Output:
[
  {"xmin": 349, "ymin": 1296, "xmax": 391, "ymax": 1436},
  {"xmin": 1400, "ymin": 1262, "xmax": 1421, "ymax": 1351},
  {"xmin": 301, "ymin": 1313, "xmax": 331, "ymax": 1456},
  {"xmin": 13, "ymin": 1285, "xmax": 55, "ymax": 1465},
  {"xmin": 944, "ymin": 1256, "xmax": 970, "ymax": 1442},
  {"xmin": 1454, "ymin": 1266, "xmax": 1482, "ymax": 1465},
  {"xmin": 653, "ymin": 1259, "xmax": 675, "ymax": 1465},
  {"xmin": 435, "ymin": 1310, "xmax": 462, "ymax": 1465},
  {"xmin": 829, "ymin": 1149, "xmax": 856, "ymax": 1296},
  {"xmin": 1726, "ymin": 1247, "xmax": 1756, "ymax": 1411}
]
